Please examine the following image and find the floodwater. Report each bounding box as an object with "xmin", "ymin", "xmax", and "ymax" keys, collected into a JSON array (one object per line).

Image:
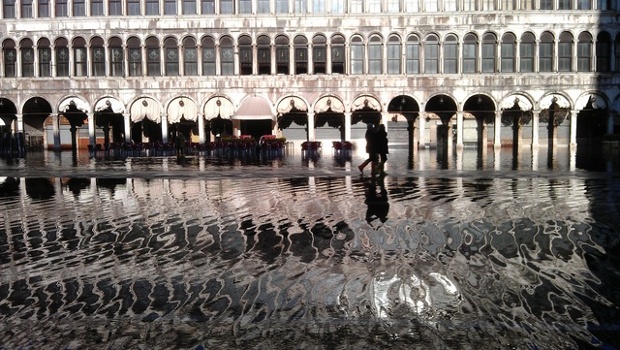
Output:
[{"xmin": 0, "ymin": 140, "xmax": 619, "ymax": 350}]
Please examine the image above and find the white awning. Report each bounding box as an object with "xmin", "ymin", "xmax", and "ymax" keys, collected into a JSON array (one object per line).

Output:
[
  {"xmin": 168, "ymin": 97, "xmax": 199, "ymax": 123},
  {"xmin": 351, "ymin": 95, "xmax": 381, "ymax": 112},
  {"xmin": 59, "ymin": 98, "xmax": 90, "ymax": 113},
  {"xmin": 277, "ymin": 96, "xmax": 308, "ymax": 115},
  {"xmin": 233, "ymin": 96, "xmax": 274, "ymax": 120},
  {"xmin": 314, "ymin": 96, "xmax": 345, "ymax": 114},
  {"xmin": 95, "ymin": 98, "xmax": 125, "ymax": 114},
  {"xmin": 204, "ymin": 97, "xmax": 234, "ymax": 119},
  {"xmin": 130, "ymin": 97, "xmax": 161, "ymax": 123}
]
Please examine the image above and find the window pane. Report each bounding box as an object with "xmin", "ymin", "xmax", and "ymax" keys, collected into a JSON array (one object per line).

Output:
[
  {"xmin": 39, "ymin": 48, "xmax": 52, "ymax": 77},
  {"xmin": 220, "ymin": 0, "xmax": 233, "ymax": 13},
  {"xmin": 38, "ymin": 0, "xmax": 49, "ymax": 16},
  {"xmin": 444, "ymin": 43, "xmax": 457, "ymax": 73},
  {"xmin": 109, "ymin": 0, "xmax": 122, "ymax": 15},
  {"xmin": 21, "ymin": 49, "xmax": 35, "ymax": 77},
  {"xmin": 201, "ymin": 0, "xmax": 214, "ymax": 13},
  {"xmin": 73, "ymin": 0, "xmax": 85, "ymax": 16},
  {"xmin": 406, "ymin": 43, "xmax": 419, "ymax": 74}
]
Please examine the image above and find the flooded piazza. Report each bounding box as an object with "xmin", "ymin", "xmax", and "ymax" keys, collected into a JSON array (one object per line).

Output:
[{"xmin": 0, "ymin": 139, "xmax": 619, "ymax": 349}]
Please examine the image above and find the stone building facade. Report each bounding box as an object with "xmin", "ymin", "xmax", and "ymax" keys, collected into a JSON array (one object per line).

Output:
[{"xmin": 0, "ymin": 0, "xmax": 619, "ymax": 151}]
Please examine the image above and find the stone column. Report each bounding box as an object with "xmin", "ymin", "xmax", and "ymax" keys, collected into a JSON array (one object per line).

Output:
[
  {"xmin": 569, "ymin": 110, "xmax": 577, "ymax": 149},
  {"xmin": 456, "ymin": 110, "xmax": 463, "ymax": 148},
  {"xmin": 418, "ymin": 112, "xmax": 426, "ymax": 148},
  {"xmin": 344, "ymin": 111, "xmax": 351, "ymax": 141},
  {"xmin": 124, "ymin": 113, "xmax": 131, "ymax": 143},
  {"xmin": 161, "ymin": 113, "xmax": 168, "ymax": 144},
  {"xmin": 531, "ymin": 110, "xmax": 540, "ymax": 149},
  {"xmin": 198, "ymin": 113, "xmax": 205, "ymax": 144},
  {"xmin": 307, "ymin": 111, "xmax": 315, "ymax": 141},
  {"xmin": 494, "ymin": 110, "xmax": 501, "ymax": 148},
  {"xmin": 52, "ymin": 114, "xmax": 61, "ymax": 151},
  {"xmin": 88, "ymin": 113, "xmax": 96, "ymax": 148}
]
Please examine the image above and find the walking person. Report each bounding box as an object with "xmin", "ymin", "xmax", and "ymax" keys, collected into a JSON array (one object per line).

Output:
[
  {"xmin": 374, "ymin": 124, "xmax": 388, "ymax": 176},
  {"xmin": 358, "ymin": 123, "xmax": 377, "ymax": 174}
]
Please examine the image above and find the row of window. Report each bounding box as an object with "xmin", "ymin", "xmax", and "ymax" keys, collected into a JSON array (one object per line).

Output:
[
  {"xmin": 2, "ymin": 30, "xmax": 619, "ymax": 78},
  {"xmin": 2, "ymin": 0, "xmax": 618, "ymax": 18}
]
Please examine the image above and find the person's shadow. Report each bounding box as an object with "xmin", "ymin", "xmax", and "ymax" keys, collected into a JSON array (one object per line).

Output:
[{"xmin": 364, "ymin": 175, "xmax": 389, "ymax": 223}]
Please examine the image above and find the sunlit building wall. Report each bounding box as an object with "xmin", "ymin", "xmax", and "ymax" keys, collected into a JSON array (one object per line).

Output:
[{"xmin": 0, "ymin": 0, "xmax": 618, "ymax": 151}]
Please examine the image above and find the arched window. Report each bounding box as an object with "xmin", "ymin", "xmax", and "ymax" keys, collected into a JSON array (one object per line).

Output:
[
  {"xmin": 406, "ymin": 34, "xmax": 419, "ymax": 74},
  {"xmin": 164, "ymin": 37, "xmax": 179, "ymax": 76},
  {"xmin": 463, "ymin": 33, "xmax": 478, "ymax": 73},
  {"xmin": 275, "ymin": 35, "xmax": 289, "ymax": 74},
  {"xmin": 146, "ymin": 37, "xmax": 161, "ymax": 76},
  {"xmin": 596, "ymin": 32, "xmax": 611, "ymax": 73},
  {"xmin": 2, "ymin": 40, "xmax": 16, "ymax": 77},
  {"xmin": 73, "ymin": 37, "xmax": 87, "ymax": 76},
  {"xmin": 220, "ymin": 36, "xmax": 234, "ymax": 75},
  {"xmin": 183, "ymin": 37, "xmax": 198, "ymax": 76},
  {"xmin": 481, "ymin": 33, "xmax": 497, "ymax": 73},
  {"xmin": 539, "ymin": 32, "xmax": 554, "ymax": 72},
  {"xmin": 501, "ymin": 33, "xmax": 516, "ymax": 73},
  {"xmin": 368, "ymin": 34, "xmax": 383, "ymax": 74},
  {"xmin": 424, "ymin": 34, "xmax": 439, "ymax": 74},
  {"xmin": 239, "ymin": 35, "xmax": 253, "ymax": 75},
  {"xmin": 558, "ymin": 31, "xmax": 573, "ymax": 72},
  {"xmin": 108, "ymin": 37, "xmax": 123, "ymax": 77},
  {"xmin": 294, "ymin": 35, "xmax": 308, "ymax": 74},
  {"xmin": 313, "ymin": 34, "xmax": 326, "ymax": 74},
  {"xmin": 55, "ymin": 38, "xmax": 69, "ymax": 76},
  {"xmin": 91, "ymin": 36, "xmax": 106, "ymax": 76},
  {"xmin": 387, "ymin": 35, "xmax": 401, "ymax": 74},
  {"xmin": 127, "ymin": 36, "xmax": 142, "ymax": 76},
  {"xmin": 520, "ymin": 32, "xmax": 535, "ymax": 73},
  {"xmin": 350, "ymin": 35, "xmax": 364, "ymax": 75},
  {"xmin": 577, "ymin": 32, "xmax": 592, "ymax": 72},
  {"xmin": 202, "ymin": 36, "xmax": 216, "ymax": 75},
  {"xmin": 20, "ymin": 39, "xmax": 35, "ymax": 77},
  {"xmin": 444, "ymin": 34, "xmax": 458, "ymax": 74},
  {"xmin": 257, "ymin": 35, "xmax": 271, "ymax": 75},
  {"xmin": 38, "ymin": 38, "xmax": 52, "ymax": 77},
  {"xmin": 331, "ymin": 34, "xmax": 345, "ymax": 74}
]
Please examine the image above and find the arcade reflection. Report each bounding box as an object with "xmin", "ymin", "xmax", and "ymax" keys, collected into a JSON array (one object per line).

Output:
[{"xmin": 0, "ymin": 170, "xmax": 618, "ymax": 349}]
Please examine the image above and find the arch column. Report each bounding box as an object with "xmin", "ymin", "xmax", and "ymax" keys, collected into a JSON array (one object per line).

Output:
[
  {"xmin": 88, "ymin": 113, "xmax": 96, "ymax": 148},
  {"xmin": 494, "ymin": 110, "xmax": 501, "ymax": 148},
  {"xmin": 532, "ymin": 110, "xmax": 540, "ymax": 148},
  {"xmin": 198, "ymin": 113, "xmax": 206, "ymax": 144},
  {"xmin": 307, "ymin": 111, "xmax": 315, "ymax": 141},
  {"xmin": 52, "ymin": 113, "xmax": 61, "ymax": 151},
  {"xmin": 161, "ymin": 113, "xmax": 168, "ymax": 143},
  {"xmin": 15, "ymin": 113, "xmax": 23, "ymax": 133},
  {"xmin": 456, "ymin": 110, "xmax": 464, "ymax": 149},
  {"xmin": 344, "ymin": 111, "xmax": 351, "ymax": 141},
  {"xmin": 124, "ymin": 113, "xmax": 131, "ymax": 143},
  {"xmin": 569, "ymin": 110, "xmax": 577, "ymax": 149},
  {"xmin": 418, "ymin": 111, "xmax": 426, "ymax": 148}
]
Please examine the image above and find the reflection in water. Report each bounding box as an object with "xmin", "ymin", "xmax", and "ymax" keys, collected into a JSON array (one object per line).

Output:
[{"xmin": 0, "ymin": 173, "xmax": 618, "ymax": 349}]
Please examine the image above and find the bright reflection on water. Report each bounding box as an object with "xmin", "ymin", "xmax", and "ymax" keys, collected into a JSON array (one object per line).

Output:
[{"xmin": 0, "ymin": 146, "xmax": 619, "ymax": 350}]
